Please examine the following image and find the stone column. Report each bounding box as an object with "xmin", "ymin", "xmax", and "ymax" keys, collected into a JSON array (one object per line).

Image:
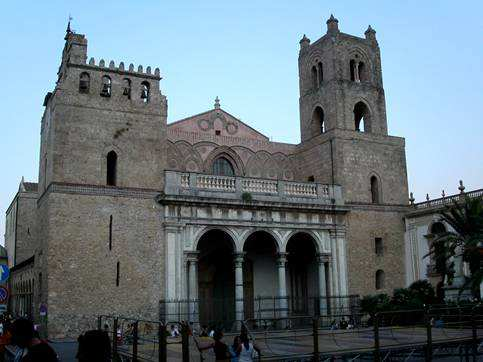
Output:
[
  {"xmin": 234, "ymin": 252, "xmax": 245, "ymax": 323},
  {"xmin": 277, "ymin": 252, "xmax": 289, "ymax": 318},
  {"xmin": 186, "ymin": 252, "xmax": 199, "ymax": 324},
  {"xmin": 317, "ymin": 254, "xmax": 330, "ymax": 316},
  {"xmin": 354, "ymin": 61, "xmax": 360, "ymax": 82}
]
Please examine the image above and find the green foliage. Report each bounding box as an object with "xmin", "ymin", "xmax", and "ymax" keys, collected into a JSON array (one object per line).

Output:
[
  {"xmin": 408, "ymin": 280, "xmax": 436, "ymax": 305},
  {"xmin": 241, "ymin": 192, "xmax": 253, "ymax": 203},
  {"xmin": 427, "ymin": 196, "xmax": 483, "ymax": 298},
  {"xmin": 360, "ymin": 293, "xmax": 391, "ymax": 316}
]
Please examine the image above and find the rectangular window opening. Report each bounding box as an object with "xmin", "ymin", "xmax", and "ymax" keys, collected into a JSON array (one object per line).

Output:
[
  {"xmin": 375, "ymin": 237, "xmax": 383, "ymax": 256},
  {"xmin": 116, "ymin": 261, "xmax": 120, "ymax": 287},
  {"xmin": 109, "ymin": 215, "xmax": 113, "ymax": 251}
]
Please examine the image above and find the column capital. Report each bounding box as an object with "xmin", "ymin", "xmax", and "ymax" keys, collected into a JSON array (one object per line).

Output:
[
  {"xmin": 277, "ymin": 252, "xmax": 289, "ymax": 267},
  {"xmin": 317, "ymin": 253, "xmax": 331, "ymax": 264},
  {"xmin": 233, "ymin": 252, "xmax": 245, "ymax": 267},
  {"xmin": 185, "ymin": 251, "xmax": 200, "ymax": 263},
  {"xmin": 329, "ymin": 228, "xmax": 346, "ymax": 238}
]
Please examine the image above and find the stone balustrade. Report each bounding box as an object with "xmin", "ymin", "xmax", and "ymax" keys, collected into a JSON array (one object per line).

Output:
[{"xmin": 164, "ymin": 171, "xmax": 343, "ymax": 205}]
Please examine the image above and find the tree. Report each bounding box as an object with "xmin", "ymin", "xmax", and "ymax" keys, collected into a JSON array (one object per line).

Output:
[{"xmin": 428, "ymin": 196, "xmax": 483, "ymax": 298}]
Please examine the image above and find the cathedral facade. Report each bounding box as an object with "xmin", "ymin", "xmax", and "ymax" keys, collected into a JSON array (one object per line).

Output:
[{"xmin": 5, "ymin": 16, "xmax": 409, "ymax": 338}]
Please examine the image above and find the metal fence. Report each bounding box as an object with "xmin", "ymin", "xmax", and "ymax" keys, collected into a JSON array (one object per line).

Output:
[
  {"xmin": 159, "ymin": 295, "xmax": 360, "ymax": 329},
  {"xmin": 98, "ymin": 304, "xmax": 483, "ymax": 361}
]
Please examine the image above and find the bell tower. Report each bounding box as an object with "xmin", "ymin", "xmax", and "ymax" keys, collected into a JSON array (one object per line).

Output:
[{"xmin": 298, "ymin": 15, "xmax": 388, "ymax": 141}]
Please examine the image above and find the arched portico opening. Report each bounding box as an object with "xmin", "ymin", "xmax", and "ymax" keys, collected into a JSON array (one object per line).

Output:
[
  {"xmin": 286, "ymin": 232, "xmax": 319, "ymax": 315},
  {"xmin": 242, "ymin": 231, "xmax": 279, "ymax": 319},
  {"xmin": 197, "ymin": 229, "xmax": 235, "ymax": 326}
]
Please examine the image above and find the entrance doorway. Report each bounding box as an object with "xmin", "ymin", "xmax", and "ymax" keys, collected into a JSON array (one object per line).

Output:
[{"xmin": 197, "ymin": 229, "xmax": 235, "ymax": 326}]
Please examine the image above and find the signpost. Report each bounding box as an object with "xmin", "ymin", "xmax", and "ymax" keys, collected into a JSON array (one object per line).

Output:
[
  {"xmin": 0, "ymin": 287, "xmax": 8, "ymax": 304},
  {"xmin": 0, "ymin": 265, "xmax": 9, "ymax": 283}
]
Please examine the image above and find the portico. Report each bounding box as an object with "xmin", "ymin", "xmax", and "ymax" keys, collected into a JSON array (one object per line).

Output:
[{"xmin": 159, "ymin": 171, "xmax": 350, "ymax": 326}]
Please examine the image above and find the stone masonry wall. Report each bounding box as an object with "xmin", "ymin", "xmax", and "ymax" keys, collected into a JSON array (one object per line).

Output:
[
  {"xmin": 43, "ymin": 192, "xmax": 163, "ymax": 338},
  {"xmin": 346, "ymin": 207, "xmax": 407, "ymax": 295}
]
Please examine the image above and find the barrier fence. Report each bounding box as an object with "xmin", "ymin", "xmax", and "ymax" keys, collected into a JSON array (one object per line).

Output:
[{"xmin": 98, "ymin": 304, "xmax": 483, "ymax": 361}]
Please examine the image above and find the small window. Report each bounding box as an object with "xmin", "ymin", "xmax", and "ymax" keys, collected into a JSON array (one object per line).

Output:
[
  {"xmin": 101, "ymin": 76, "xmax": 112, "ymax": 97},
  {"xmin": 116, "ymin": 261, "xmax": 120, "ymax": 287},
  {"xmin": 109, "ymin": 215, "xmax": 113, "ymax": 250},
  {"xmin": 141, "ymin": 81, "xmax": 150, "ymax": 103},
  {"xmin": 106, "ymin": 151, "xmax": 117, "ymax": 186},
  {"xmin": 358, "ymin": 62, "xmax": 366, "ymax": 82},
  {"xmin": 212, "ymin": 157, "xmax": 235, "ymax": 176},
  {"xmin": 123, "ymin": 78, "xmax": 131, "ymax": 99},
  {"xmin": 350, "ymin": 60, "xmax": 356, "ymax": 81},
  {"xmin": 311, "ymin": 66, "xmax": 318, "ymax": 90},
  {"xmin": 317, "ymin": 62, "xmax": 323, "ymax": 85},
  {"xmin": 215, "ymin": 130, "xmax": 221, "ymax": 136},
  {"xmin": 79, "ymin": 72, "xmax": 90, "ymax": 93},
  {"xmin": 307, "ymin": 176, "xmax": 315, "ymax": 182},
  {"xmin": 370, "ymin": 176, "xmax": 380, "ymax": 204},
  {"xmin": 354, "ymin": 101, "xmax": 370, "ymax": 132},
  {"xmin": 375, "ymin": 269, "xmax": 385, "ymax": 290},
  {"xmin": 312, "ymin": 106, "xmax": 325, "ymax": 135},
  {"xmin": 375, "ymin": 237, "xmax": 383, "ymax": 256}
]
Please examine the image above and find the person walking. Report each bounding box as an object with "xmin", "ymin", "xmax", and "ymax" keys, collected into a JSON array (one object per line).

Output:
[
  {"xmin": 238, "ymin": 333, "xmax": 260, "ymax": 362},
  {"xmin": 199, "ymin": 330, "xmax": 231, "ymax": 361}
]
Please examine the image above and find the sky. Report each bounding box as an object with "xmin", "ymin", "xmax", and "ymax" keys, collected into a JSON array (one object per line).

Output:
[{"xmin": 0, "ymin": 0, "xmax": 482, "ymax": 243}]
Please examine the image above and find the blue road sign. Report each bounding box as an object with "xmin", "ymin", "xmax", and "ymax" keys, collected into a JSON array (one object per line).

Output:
[
  {"xmin": 0, "ymin": 265, "xmax": 9, "ymax": 283},
  {"xmin": 0, "ymin": 287, "xmax": 8, "ymax": 303}
]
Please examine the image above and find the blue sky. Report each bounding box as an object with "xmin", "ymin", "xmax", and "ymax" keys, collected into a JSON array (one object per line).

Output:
[{"xmin": 0, "ymin": 0, "xmax": 482, "ymax": 242}]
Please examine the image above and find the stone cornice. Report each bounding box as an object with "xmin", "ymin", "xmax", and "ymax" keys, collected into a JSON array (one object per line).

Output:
[
  {"xmin": 158, "ymin": 194, "xmax": 350, "ymax": 214},
  {"xmin": 37, "ymin": 182, "xmax": 161, "ymax": 206}
]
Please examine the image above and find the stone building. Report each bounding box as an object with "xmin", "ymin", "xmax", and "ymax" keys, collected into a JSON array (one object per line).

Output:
[
  {"xmin": 404, "ymin": 183, "xmax": 482, "ymax": 299},
  {"xmin": 4, "ymin": 16, "xmax": 410, "ymax": 337}
]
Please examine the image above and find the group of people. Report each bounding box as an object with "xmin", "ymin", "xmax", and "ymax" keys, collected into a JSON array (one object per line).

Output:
[
  {"xmin": 0, "ymin": 317, "xmax": 58, "ymax": 362},
  {"xmin": 199, "ymin": 329, "xmax": 260, "ymax": 362}
]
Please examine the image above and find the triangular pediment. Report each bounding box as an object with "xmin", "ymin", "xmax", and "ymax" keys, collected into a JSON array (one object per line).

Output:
[{"xmin": 168, "ymin": 107, "xmax": 269, "ymax": 142}]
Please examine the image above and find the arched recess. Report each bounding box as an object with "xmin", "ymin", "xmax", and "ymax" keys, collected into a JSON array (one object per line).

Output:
[
  {"xmin": 353, "ymin": 101, "xmax": 372, "ymax": 132},
  {"xmin": 204, "ymin": 146, "xmax": 245, "ymax": 176},
  {"xmin": 311, "ymin": 106, "xmax": 325, "ymax": 136},
  {"xmin": 426, "ymin": 221, "xmax": 447, "ymax": 280},
  {"xmin": 370, "ymin": 174, "xmax": 382, "ymax": 204},
  {"xmin": 196, "ymin": 229, "xmax": 236, "ymax": 326},
  {"xmin": 242, "ymin": 230, "xmax": 280, "ymax": 319},
  {"xmin": 285, "ymin": 232, "xmax": 319, "ymax": 314}
]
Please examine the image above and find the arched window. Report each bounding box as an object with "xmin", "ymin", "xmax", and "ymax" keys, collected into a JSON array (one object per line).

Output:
[
  {"xmin": 358, "ymin": 62, "xmax": 366, "ymax": 82},
  {"xmin": 350, "ymin": 59, "xmax": 356, "ymax": 81},
  {"xmin": 317, "ymin": 62, "xmax": 323, "ymax": 85},
  {"xmin": 79, "ymin": 72, "xmax": 90, "ymax": 93},
  {"xmin": 312, "ymin": 106, "xmax": 325, "ymax": 135},
  {"xmin": 370, "ymin": 175, "xmax": 380, "ymax": 204},
  {"xmin": 123, "ymin": 78, "xmax": 131, "ymax": 99},
  {"xmin": 212, "ymin": 157, "xmax": 235, "ymax": 176},
  {"xmin": 141, "ymin": 81, "xmax": 150, "ymax": 103},
  {"xmin": 375, "ymin": 270, "xmax": 385, "ymax": 290},
  {"xmin": 101, "ymin": 76, "xmax": 112, "ymax": 97},
  {"xmin": 311, "ymin": 66, "xmax": 318, "ymax": 90},
  {"xmin": 106, "ymin": 151, "xmax": 117, "ymax": 186},
  {"xmin": 353, "ymin": 101, "xmax": 370, "ymax": 132},
  {"xmin": 375, "ymin": 237, "xmax": 383, "ymax": 256}
]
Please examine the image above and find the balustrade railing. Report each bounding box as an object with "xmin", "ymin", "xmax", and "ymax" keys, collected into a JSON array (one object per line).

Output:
[
  {"xmin": 284, "ymin": 182, "xmax": 317, "ymax": 197},
  {"xmin": 242, "ymin": 178, "xmax": 278, "ymax": 194},
  {"xmin": 414, "ymin": 189, "xmax": 483, "ymax": 209},
  {"xmin": 166, "ymin": 171, "xmax": 341, "ymax": 203}
]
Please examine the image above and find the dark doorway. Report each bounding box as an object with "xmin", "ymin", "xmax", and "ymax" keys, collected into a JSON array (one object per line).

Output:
[{"xmin": 197, "ymin": 230, "xmax": 235, "ymax": 327}]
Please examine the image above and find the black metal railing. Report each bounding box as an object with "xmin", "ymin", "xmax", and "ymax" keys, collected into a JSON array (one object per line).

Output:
[{"xmin": 98, "ymin": 304, "xmax": 483, "ymax": 361}]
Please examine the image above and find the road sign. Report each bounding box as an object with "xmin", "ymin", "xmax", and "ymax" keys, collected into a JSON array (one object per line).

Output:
[
  {"xmin": 0, "ymin": 265, "xmax": 9, "ymax": 283},
  {"xmin": 0, "ymin": 287, "xmax": 7, "ymax": 303}
]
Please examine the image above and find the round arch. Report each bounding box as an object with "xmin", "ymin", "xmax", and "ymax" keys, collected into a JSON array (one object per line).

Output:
[
  {"xmin": 192, "ymin": 226, "xmax": 239, "ymax": 252},
  {"xmin": 282, "ymin": 230, "xmax": 322, "ymax": 253},
  {"xmin": 240, "ymin": 228, "xmax": 282, "ymax": 252}
]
